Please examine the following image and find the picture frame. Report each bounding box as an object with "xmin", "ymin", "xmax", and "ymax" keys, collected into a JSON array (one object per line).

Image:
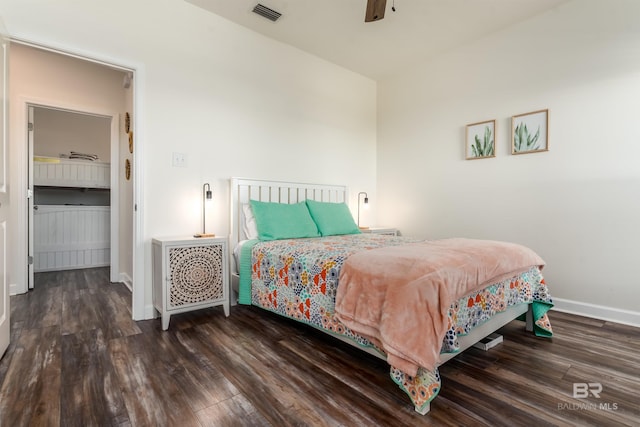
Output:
[
  {"xmin": 465, "ymin": 119, "xmax": 496, "ymax": 160},
  {"xmin": 511, "ymin": 109, "xmax": 548, "ymax": 154}
]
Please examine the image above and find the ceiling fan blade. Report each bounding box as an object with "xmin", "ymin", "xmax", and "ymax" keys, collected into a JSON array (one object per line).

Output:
[{"xmin": 365, "ymin": 0, "xmax": 387, "ymax": 22}]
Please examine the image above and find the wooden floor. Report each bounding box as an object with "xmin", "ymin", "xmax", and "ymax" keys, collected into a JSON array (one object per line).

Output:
[{"xmin": 0, "ymin": 268, "xmax": 638, "ymax": 426}]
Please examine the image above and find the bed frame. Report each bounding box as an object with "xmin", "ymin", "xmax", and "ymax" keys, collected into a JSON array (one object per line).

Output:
[{"xmin": 228, "ymin": 177, "xmax": 533, "ymax": 414}]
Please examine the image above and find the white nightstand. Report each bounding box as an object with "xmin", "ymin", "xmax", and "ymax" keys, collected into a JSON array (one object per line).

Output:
[
  {"xmin": 152, "ymin": 236, "xmax": 230, "ymax": 330},
  {"xmin": 360, "ymin": 227, "xmax": 398, "ymax": 236}
]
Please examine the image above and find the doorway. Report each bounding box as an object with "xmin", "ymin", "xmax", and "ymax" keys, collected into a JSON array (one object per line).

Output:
[
  {"xmin": 27, "ymin": 106, "xmax": 116, "ymax": 289},
  {"xmin": 9, "ymin": 42, "xmax": 136, "ymax": 309}
]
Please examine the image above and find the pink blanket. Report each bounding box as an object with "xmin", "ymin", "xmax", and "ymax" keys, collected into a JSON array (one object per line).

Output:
[{"xmin": 334, "ymin": 238, "xmax": 545, "ymax": 376}]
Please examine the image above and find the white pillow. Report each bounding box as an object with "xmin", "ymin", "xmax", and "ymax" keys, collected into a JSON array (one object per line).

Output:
[{"xmin": 242, "ymin": 203, "xmax": 259, "ymax": 240}]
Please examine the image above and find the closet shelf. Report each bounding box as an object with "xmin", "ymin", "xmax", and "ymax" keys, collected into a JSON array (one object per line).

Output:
[{"xmin": 33, "ymin": 156, "xmax": 110, "ymax": 189}]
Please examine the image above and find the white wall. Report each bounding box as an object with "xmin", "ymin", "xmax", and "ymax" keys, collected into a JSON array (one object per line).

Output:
[
  {"xmin": 33, "ymin": 107, "xmax": 111, "ymax": 161},
  {"xmin": 3, "ymin": 0, "xmax": 377, "ymax": 318},
  {"xmin": 377, "ymin": 0, "xmax": 640, "ymax": 322}
]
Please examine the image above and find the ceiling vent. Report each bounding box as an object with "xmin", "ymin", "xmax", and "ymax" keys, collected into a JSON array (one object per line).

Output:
[{"xmin": 252, "ymin": 3, "xmax": 282, "ymax": 22}]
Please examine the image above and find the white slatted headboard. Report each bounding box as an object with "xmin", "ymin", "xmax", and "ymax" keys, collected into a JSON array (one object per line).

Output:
[{"xmin": 229, "ymin": 177, "xmax": 348, "ymax": 248}]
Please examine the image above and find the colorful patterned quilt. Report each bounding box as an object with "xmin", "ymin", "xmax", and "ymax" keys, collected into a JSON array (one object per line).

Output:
[{"xmin": 238, "ymin": 234, "xmax": 553, "ymax": 412}]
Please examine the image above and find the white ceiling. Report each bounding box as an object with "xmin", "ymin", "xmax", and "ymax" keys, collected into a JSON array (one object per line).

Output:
[{"xmin": 185, "ymin": 0, "xmax": 569, "ymax": 81}]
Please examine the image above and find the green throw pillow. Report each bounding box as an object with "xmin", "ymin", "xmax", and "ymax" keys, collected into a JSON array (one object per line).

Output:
[
  {"xmin": 305, "ymin": 199, "xmax": 361, "ymax": 236},
  {"xmin": 249, "ymin": 200, "xmax": 320, "ymax": 241}
]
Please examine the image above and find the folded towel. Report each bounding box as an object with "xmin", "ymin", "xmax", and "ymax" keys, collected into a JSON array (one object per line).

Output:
[{"xmin": 69, "ymin": 151, "xmax": 99, "ymax": 161}]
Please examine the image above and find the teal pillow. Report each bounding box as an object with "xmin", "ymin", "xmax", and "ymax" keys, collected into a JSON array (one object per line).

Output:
[
  {"xmin": 305, "ymin": 199, "xmax": 361, "ymax": 236},
  {"xmin": 249, "ymin": 200, "xmax": 320, "ymax": 241}
]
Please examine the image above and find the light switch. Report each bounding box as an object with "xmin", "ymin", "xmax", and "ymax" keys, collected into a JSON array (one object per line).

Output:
[{"xmin": 172, "ymin": 152, "xmax": 187, "ymax": 168}]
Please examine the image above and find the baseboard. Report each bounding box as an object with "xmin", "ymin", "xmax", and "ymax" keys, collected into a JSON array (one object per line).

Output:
[
  {"xmin": 144, "ymin": 304, "xmax": 158, "ymax": 320},
  {"xmin": 552, "ymin": 298, "xmax": 640, "ymax": 328},
  {"xmin": 119, "ymin": 272, "xmax": 133, "ymax": 292},
  {"xmin": 9, "ymin": 283, "xmax": 22, "ymax": 296}
]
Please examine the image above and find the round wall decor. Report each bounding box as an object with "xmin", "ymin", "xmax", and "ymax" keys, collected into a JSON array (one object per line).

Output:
[{"xmin": 125, "ymin": 112, "xmax": 130, "ymax": 133}]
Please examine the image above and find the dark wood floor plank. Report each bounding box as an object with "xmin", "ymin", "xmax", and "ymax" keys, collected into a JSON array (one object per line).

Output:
[
  {"xmin": 182, "ymin": 322, "xmax": 305, "ymax": 426},
  {"xmin": 0, "ymin": 317, "xmax": 22, "ymax": 387},
  {"xmin": 60, "ymin": 328, "xmax": 131, "ymax": 426},
  {"xmin": 447, "ymin": 356, "xmax": 606, "ymax": 427},
  {"xmin": 470, "ymin": 339, "xmax": 571, "ymax": 382},
  {"xmin": 145, "ymin": 326, "xmax": 239, "ymax": 413},
  {"xmin": 547, "ymin": 310, "xmax": 606, "ymax": 328},
  {"xmin": 64, "ymin": 269, "xmax": 90, "ymax": 292},
  {"xmin": 107, "ymin": 333, "xmax": 203, "ymax": 427},
  {"xmin": 21, "ymin": 283, "xmax": 62, "ymax": 330},
  {"xmin": 102, "ymin": 286, "xmax": 142, "ymax": 339},
  {"xmin": 277, "ymin": 334, "xmax": 417, "ymax": 425},
  {"xmin": 195, "ymin": 394, "xmax": 271, "ymax": 427},
  {"xmin": 61, "ymin": 287, "xmax": 100, "ymax": 336},
  {"xmin": 57, "ymin": 268, "xmax": 136, "ymax": 340},
  {"xmin": 440, "ymin": 374, "xmax": 560, "ymax": 427},
  {"xmin": 0, "ymin": 326, "xmax": 62, "ymax": 426},
  {"xmin": 562, "ymin": 364, "xmax": 640, "ymax": 423}
]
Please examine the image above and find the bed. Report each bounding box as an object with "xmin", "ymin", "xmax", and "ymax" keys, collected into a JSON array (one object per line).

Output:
[{"xmin": 229, "ymin": 178, "xmax": 553, "ymax": 415}]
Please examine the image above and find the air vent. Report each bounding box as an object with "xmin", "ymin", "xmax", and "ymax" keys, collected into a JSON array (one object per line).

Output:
[{"xmin": 252, "ymin": 3, "xmax": 282, "ymax": 22}]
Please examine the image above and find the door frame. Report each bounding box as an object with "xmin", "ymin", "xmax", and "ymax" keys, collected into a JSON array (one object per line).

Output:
[
  {"xmin": 9, "ymin": 38, "xmax": 146, "ymax": 320},
  {"xmin": 27, "ymin": 103, "xmax": 120, "ymax": 288},
  {"xmin": 0, "ymin": 17, "xmax": 10, "ymax": 358}
]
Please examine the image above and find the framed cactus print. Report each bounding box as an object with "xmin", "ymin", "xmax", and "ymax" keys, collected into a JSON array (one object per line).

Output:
[
  {"xmin": 465, "ymin": 119, "xmax": 496, "ymax": 160},
  {"xmin": 512, "ymin": 109, "xmax": 548, "ymax": 154}
]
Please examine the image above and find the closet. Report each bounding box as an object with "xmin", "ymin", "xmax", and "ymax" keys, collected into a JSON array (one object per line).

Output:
[{"xmin": 31, "ymin": 107, "xmax": 111, "ymax": 272}]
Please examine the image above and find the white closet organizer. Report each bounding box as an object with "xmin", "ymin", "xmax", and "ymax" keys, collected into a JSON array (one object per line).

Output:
[
  {"xmin": 33, "ymin": 156, "xmax": 110, "ymax": 188},
  {"xmin": 33, "ymin": 157, "xmax": 111, "ymax": 272}
]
